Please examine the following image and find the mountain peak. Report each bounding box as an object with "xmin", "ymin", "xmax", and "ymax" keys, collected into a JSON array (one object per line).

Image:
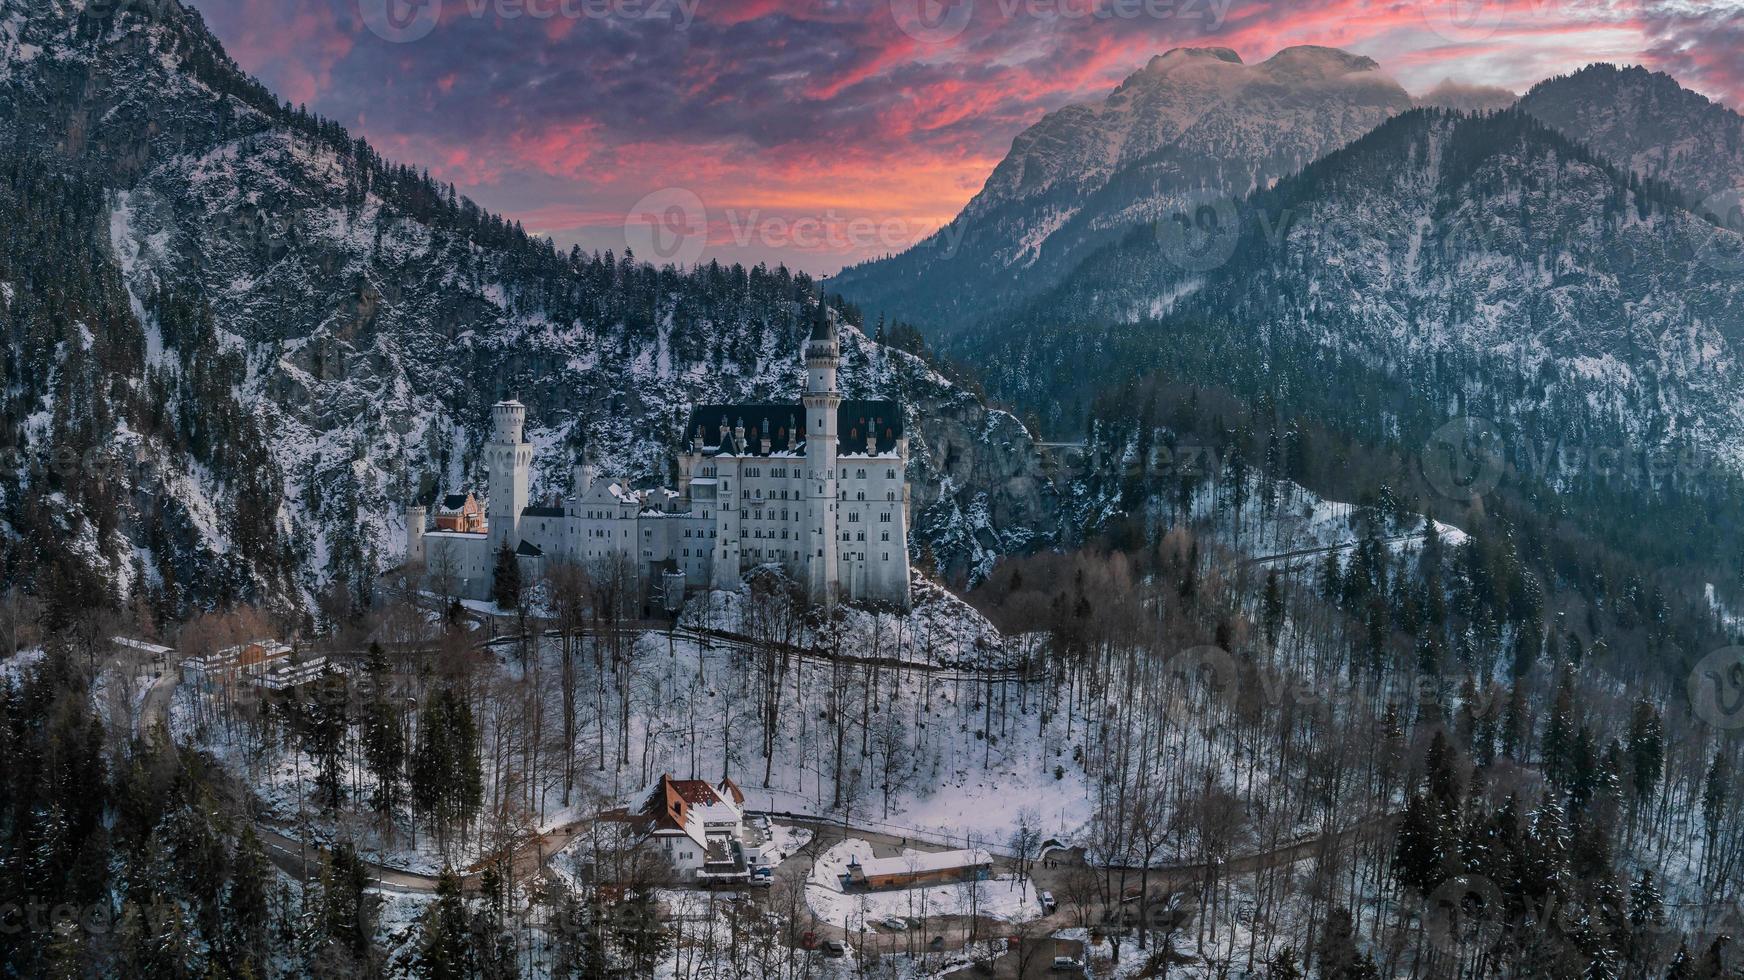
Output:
[
  {"xmin": 1519, "ymin": 61, "xmax": 1744, "ymax": 200},
  {"xmin": 1416, "ymin": 78, "xmax": 1518, "ymax": 112},
  {"xmin": 1257, "ymin": 45, "xmax": 1383, "ymax": 81},
  {"xmin": 1144, "ymin": 47, "xmax": 1244, "ymax": 71}
]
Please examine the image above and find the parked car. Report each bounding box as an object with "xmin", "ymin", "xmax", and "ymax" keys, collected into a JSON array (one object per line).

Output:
[
  {"xmin": 877, "ymin": 915, "xmax": 909, "ymax": 931},
  {"xmin": 822, "ymin": 940, "xmax": 848, "ymax": 959},
  {"xmin": 749, "ymin": 868, "xmax": 773, "ymax": 887},
  {"xmin": 1038, "ymin": 890, "xmax": 1058, "ymax": 913},
  {"xmin": 1050, "ymin": 956, "xmax": 1086, "ymax": 974}
]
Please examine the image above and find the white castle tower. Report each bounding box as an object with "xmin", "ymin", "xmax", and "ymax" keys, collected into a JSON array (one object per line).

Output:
[
  {"xmin": 405, "ymin": 505, "xmax": 426, "ymax": 565},
  {"xmin": 803, "ymin": 309, "xmax": 842, "ymax": 605},
  {"xmin": 487, "ymin": 399, "xmax": 532, "ymax": 553}
]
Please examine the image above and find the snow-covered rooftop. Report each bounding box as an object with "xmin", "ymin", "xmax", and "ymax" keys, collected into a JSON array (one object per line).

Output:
[{"xmin": 850, "ymin": 848, "xmax": 993, "ymax": 878}]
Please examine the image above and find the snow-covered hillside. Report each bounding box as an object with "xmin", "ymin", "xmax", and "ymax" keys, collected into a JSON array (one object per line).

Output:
[{"xmin": 0, "ymin": 0, "xmax": 1061, "ymax": 611}]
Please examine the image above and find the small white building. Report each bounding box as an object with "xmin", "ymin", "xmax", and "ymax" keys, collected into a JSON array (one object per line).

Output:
[{"xmin": 634, "ymin": 774, "xmax": 755, "ymax": 883}]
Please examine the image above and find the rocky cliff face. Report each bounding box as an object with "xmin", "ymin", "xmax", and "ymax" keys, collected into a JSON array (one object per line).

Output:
[
  {"xmin": 829, "ymin": 45, "xmax": 1413, "ymax": 335},
  {"xmin": 0, "ymin": 0, "xmax": 1059, "ymax": 611}
]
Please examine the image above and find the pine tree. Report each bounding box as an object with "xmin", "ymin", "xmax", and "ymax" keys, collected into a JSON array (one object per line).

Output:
[
  {"xmin": 1393, "ymin": 793, "xmax": 1443, "ymax": 895},
  {"xmin": 612, "ymin": 886, "xmax": 671, "ymax": 976},
  {"xmin": 1262, "ymin": 569, "xmax": 1285, "ymax": 649},
  {"xmin": 552, "ymin": 891, "xmax": 608, "ymax": 979},
  {"xmin": 1625, "ymin": 701, "xmax": 1663, "ymax": 815},
  {"xmin": 1700, "ymin": 752, "xmax": 1728, "ymax": 870},
  {"xmin": 415, "ymin": 868, "xmax": 472, "ymax": 980},
  {"xmin": 492, "ymin": 543, "xmax": 521, "ymax": 610},
  {"xmin": 226, "ymin": 825, "xmax": 273, "ymax": 971},
  {"xmin": 1543, "ymin": 665, "xmax": 1576, "ymax": 787},
  {"xmin": 1316, "ymin": 906, "xmax": 1358, "ymax": 979},
  {"xmin": 1268, "ymin": 945, "xmax": 1304, "ymax": 980},
  {"xmin": 361, "ymin": 646, "xmax": 408, "ymax": 816}
]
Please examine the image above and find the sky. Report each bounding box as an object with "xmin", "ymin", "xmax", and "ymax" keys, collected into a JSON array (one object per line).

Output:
[{"xmin": 186, "ymin": 0, "xmax": 1744, "ymax": 275}]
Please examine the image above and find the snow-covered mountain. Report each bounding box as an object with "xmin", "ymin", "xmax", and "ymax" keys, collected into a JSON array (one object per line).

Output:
[
  {"xmin": 952, "ymin": 108, "xmax": 1744, "ymax": 572},
  {"xmin": 0, "ymin": 0, "xmax": 1058, "ymax": 615},
  {"xmin": 1519, "ymin": 63, "xmax": 1744, "ymax": 204},
  {"xmin": 830, "ymin": 45, "xmax": 1413, "ymax": 335}
]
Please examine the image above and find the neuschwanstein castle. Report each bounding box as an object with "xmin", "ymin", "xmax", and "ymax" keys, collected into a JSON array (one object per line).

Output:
[{"xmin": 405, "ymin": 317, "xmax": 912, "ymax": 607}]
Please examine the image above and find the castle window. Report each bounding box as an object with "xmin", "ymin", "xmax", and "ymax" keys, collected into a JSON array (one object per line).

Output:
[
  {"xmin": 887, "ymin": 469, "xmax": 896, "ymax": 479},
  {"xmin": 880, "ymin": 513, "xmax": 892, "ymax": 523},
  {"xmin": 881, "ymin": 532, "xmax": 890, "ymax": 542},
  {"xmin": 855, "ymin": 469, "xmax": 866, "ymax": 479},
  {"xmin": 856, "ymin": 491, "xmax": 865, "ymax": 501}
]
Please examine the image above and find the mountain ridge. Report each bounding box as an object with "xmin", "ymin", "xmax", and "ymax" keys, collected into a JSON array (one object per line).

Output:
[{"xmin": 830, "ymin": 44, "xmax": 1413, "ymax": 335}]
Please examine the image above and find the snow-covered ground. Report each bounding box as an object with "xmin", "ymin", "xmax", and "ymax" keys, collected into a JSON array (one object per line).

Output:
[
  {"xmin": 681, "ymin": 572, "xmax": 1014, "ymax": 669},
  {"xmin": 0, "ymin": 646, "xmax": 42, "ymax": 683},
  {"xmin": 805, "ymin": 838, "xmax": 1039, "ymax": 932}
]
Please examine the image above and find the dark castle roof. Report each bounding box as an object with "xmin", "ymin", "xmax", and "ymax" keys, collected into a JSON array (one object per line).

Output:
[
  {"xmin": 684, "ymin": 401, "xmax": 903, "ymax": 457},
  {"xmin": 522, "ymin": 505, "xmax": 566, "ymax": 518}
]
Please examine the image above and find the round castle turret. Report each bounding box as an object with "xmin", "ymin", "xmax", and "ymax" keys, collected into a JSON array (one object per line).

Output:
[
  {"xmin": 492, "ymin": 399, "xmax": 527, "ymax": 444},
  {"xmin": 405, "ymin": 505, "xmax": 426, "ymax": 565}
]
